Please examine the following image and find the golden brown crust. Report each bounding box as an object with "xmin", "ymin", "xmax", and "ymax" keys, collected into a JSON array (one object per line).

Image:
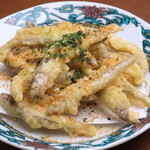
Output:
[
  {"xmin": 0, "ymin": 93, "xmax": 96, "ymax": 137},
  {"xmin": 0, "ymin": 22, "xmax": 149, "ymax": 137}
]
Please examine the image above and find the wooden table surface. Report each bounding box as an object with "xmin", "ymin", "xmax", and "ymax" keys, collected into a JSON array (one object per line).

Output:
[{"xmin": 0, "ymin": 0, "xmax": 149, "ymax": 149}]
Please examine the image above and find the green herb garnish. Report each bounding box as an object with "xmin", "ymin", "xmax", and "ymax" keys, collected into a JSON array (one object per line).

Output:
[
  {"xmin": 83, "ymin": 118, "xmax": 87, "ymax": 122},
  {"xmin": 44, "ymin": 31, "xmax": 87, "ymax": 62},
  {"xmin": 68, "ymin": 71, "xmax": 85, "ymax": 83}
]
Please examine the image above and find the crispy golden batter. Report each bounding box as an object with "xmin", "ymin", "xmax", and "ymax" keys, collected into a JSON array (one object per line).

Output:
[
  {"xmin": 0, "ymin": 22, "xmax": 84, "ymax": 61},
  {"xmin": 0, "ymin": 22, "xmax": 122, "ymax": 62},
  {"xmin": 117, "ymin": 76, "xmax": 150, "ymax": 107},
  {"xmin": 10, "ymin": 65, "xmax": 36, "ymax": 102},
  {"xmin": 0, "ymin": 22, "xmax": 149, "ymax": 137},
  {"xmin": 124, "ymin": 63, "xmax": 145, "ymax": 85},
  {"xmin": 98, "ymin": 84, "xmax": 138, "ymax": 122},
  {"xmin": 30, "ymin": 24, "xmax": 122, "ymax": 97},
  {"xmin": 47, "ymin": 55, "xmax": 137, "ymax": 115},
  {"xmin": 0, "ymin": 93, "xmax": 96, "ymax": 137},
  {"xmin": 90, "ymin": 43, "xmax": 145, "ymax": 85},
  {"xmin": 4, "ymin": 46, "xmax": 43, "ymax": 73},
  {"xmin": 98, "ymin": 74, "xmax": 150, "ymax": 122},
  {"xmin": 30, "ymin": 60, "xmax": 69, "ymax": 98},
  {"xmin": 0, "ymin": 38, "xmax": 20, "ymax": 62},
  {"xmin": 105, "ymin": 35, "xmax": 148, "ymax": 74}
]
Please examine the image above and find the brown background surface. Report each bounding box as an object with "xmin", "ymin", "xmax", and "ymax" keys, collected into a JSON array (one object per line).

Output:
[{"xmin": 0, "ymin": 0, "xmax": 149, "ymax": 149}]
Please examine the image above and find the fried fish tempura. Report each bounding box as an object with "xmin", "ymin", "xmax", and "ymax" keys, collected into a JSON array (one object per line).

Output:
[
  {"xmin": 98, "ymin": 74, "xmax": 150, "ymax": 122},
  {"xmin": 70, "ymin": 56, "xmax": 97, "ymax": 74},
  {"xmin": 124, "ymin": 63, "xmax": 145, "ymax": 85},
  {"xmin": 10, "ymin": 65, "xmax": 36, "ymax": 102},
  {"xmin": 0, "ymin": 39, "xmax": 20, "ymax": 62},
  {"xmin": 47, "ymin": 55, "xmax": 138, "ymax": 115},
  {"xmin": 90, "ymin": 43, "xmax": 145, "ymax": 85},
  {"xmin": 30, "ymin": 59, "xmax": 69, "ymax": 97},
  {"xmin": 0, "ymin": 22, "xmax": 122, "ymax": 62},
  {"xmin": 0, "ymin": 93, "xmax": 96, "ymax": 137},
  {"xmin": 105, "ymin": 35, "xmax": 148, "ymax": 74},
  {"xmin": 1, "ymin": 22, "xmax": 149, "ymax": 137},
  {"xmin": 98, "ymin": 84, "xmax": 138, "ymax": 122},
  {"xmin": 4, "ymin": 46, "xmax": 44, "ymax": 73},
  {"xmin": 0, "ymin": 22, "xmax": 85, "ymax": 61},
  {"xmin": 118, "ymin": 76, "xmax": 150, "ymax": 107},
  {"xmin": 30, "ymin": 24, "xmax": 122, "ymax": 97}
]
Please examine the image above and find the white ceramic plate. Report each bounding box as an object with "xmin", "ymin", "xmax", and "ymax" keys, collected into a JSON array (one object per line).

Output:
[{"xmin": 0, "ymin": 1, "xmax": 150, "ymax": 149}]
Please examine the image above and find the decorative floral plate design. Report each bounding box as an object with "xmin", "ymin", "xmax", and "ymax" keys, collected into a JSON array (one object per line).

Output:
[{"xmin": 0, "ymin": 1, "xmax": 150, "ymax": 149}]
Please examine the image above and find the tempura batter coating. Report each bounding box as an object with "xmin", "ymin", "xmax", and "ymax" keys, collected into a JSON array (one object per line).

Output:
[
  {"xmin": 10, "ymin": 65, "xmax": 36, "ymax": 102},
  {"xmin": 0, "ymin": 93, "xmax": 96, "ymax": 137},
  {"xmin": 105, "ymin": 35, "xmax": 148, "ymax": 74},
  {"xmin": 30, "ymin": 24, "xmax": 122, "ymax": 97},
  {"xmin": 98, "ymin": 84, "xmax": 138, "ymax": 122},
  {"xmin": 98, "ymin": 74, "xmax": 150, "ymax": 122},
  {"xmin": 4, "ymin": 46, "xmax": 43, "ymax": 73},
  {"xmin": 30, "ymin": 59, "xmax": 69, "ymax": 98},
  {"xmin": 47, "ymin": 55, "xmax": 137, "ymax": 115},
  {"xmin": 90, "ymin": 43, "xmax": 145, "ymax": 85},
  {"xmin": 0, "ymin": 22, "xmax": 122, "ymax": 62},
  {"xmin": 117, "ymin": 76, "xmax": 150, "ymax": 107},
  {"xmin": 0, "ymin": 22, "xmax": 85, "ymax": 61},
  {"xmin": 0, "ymin": 22, "xmax": 149, "ymax": 138}
]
